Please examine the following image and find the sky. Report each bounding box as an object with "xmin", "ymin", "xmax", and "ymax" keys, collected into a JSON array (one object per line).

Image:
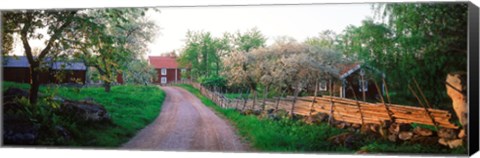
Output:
[
  {"xmin": 8, "ymin": 3, "xmax": 376, "ymax": 58},
  {"xmin": 147, "ymin": 4, "xmax": 374, "ymax": 56}
]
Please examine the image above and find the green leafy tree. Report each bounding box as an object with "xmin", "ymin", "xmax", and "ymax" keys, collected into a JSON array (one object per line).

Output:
[
  {"xmin": 304, "ymin": 30, "xmax": 338, "ymax": 49},
  {"xmin": 231, "ymin": 27, "xmax": 267, "ymax": 52},
  {"xmin": 74, "ymin": 8, "xmax": 158, "ymax": 92},
  {"xmin": 2, "ymin": 10, "xmax": 78, "ymax": 104},
  {"xmin": 178, "ymin": 31, "xmax": 230, "ymax": 81},
  {"xmin": 123, "ymin": 59, "xmax": 158, "ymax": 85},
  {"xmin": 339, "ymin": 3, "xmax": 468, "ymax": 107}
]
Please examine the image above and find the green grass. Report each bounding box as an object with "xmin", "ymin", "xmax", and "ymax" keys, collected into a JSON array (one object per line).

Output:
[
  {"xmin": 177, "ymin": 84, "xmax": 350, "ymax": 152},
  {"xmin": 176, "ymin": 84, "xmax": 467, "ymax": 154},
  {"xmin": 3, "ymin": 81, "xmax": 166, "ymax": 147},
  {"xmin": 224, "ymin": 93, "xmax": 243, "ymax": 99}
]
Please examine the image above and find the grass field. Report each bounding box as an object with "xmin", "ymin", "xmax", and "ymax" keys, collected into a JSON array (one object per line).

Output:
[
  {"xmin": 177, "ymin": 84, "xmax": 467, "ymax": 154},
  {"xmin": 3, "ymin": 81, "xmax": 166, "ymax": 147}
]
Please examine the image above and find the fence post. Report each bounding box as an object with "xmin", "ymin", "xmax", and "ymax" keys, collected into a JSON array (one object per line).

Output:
[
  {"xmin": 373, "ymin": 80, "xmax": 395, "ymax": 123},
  {"xmin": 408, "ymin": 84, "xmax": 439, "ymax": 130},
  {"xmin": 328, "ymin": 96, "xmax": 335, "ymax": 125}
]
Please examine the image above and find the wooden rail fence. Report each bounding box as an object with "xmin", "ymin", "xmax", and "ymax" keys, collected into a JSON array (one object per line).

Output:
[{"xmin": 177, "ymin": 81, "xmax": 458, "ymax": 129}]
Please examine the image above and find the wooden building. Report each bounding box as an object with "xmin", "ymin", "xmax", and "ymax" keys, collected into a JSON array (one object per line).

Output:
[
  {"xmin": 315, "ymin": 63, "xmax": 385, "ymax": 101},
  {"xmin": 148, "ymin": 56, "xmax": 188, "ymax": 84},
  {"xmin": 3, "ymin": 56, "xmax": 87, "ymax": 84},
  {"xmin": 50, "ymin": 62, "xmax": 87, "ymax": 84}
]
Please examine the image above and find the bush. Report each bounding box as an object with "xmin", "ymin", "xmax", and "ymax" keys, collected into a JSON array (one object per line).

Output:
[{"xmin": 198, "ymin": 75, "xmax": 227, "ymax": 89}]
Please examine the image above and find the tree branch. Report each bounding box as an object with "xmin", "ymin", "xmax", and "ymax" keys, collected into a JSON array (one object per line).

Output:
[
  {"xmin": 20, "ymin": 13, "xmax": 34, "ymax": 63},
  {"xmin": 38, "ymin": 11, "xmax": 77, "ymax": 59}
]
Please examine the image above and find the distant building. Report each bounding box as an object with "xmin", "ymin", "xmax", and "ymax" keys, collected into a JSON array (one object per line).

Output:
[
  {"xmin": 3, "ymin": 56, "xmax": 87, "ymax": 84},
  {"xmin": 313, "ymin": 63, "xmax": 385, "ymax": 101},
  {"xmin": 148, "ymin": 56, "xmax": 189, "ymax": 84}
]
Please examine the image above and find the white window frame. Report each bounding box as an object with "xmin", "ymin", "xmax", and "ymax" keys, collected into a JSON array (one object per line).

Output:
[
  {"xmin": 181, "ymin": 68, "xmax": 186, "ymax": 73},
  {"xmin": 161, "ymin": 77, "xmax": 167, "ymax": 84},
  {"xmin": 359, "ymin": 80, "xmax": 368, "ymax": 92},
  {"xmin": 319, "ymin": 80, "xmax": 327, "ymax": 91},
  {"xmin": 161, "ymin": 68, "xmax": 167, "ymax": 75}
]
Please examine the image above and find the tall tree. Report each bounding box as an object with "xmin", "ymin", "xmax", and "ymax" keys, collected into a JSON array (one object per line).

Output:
[
  {"xmin": 73, "ymin": 8, "xmax": 158, "ymax": 92},
  {"xmin": 231, "ymin": 27, "xmax": 267, "ymax": 52},
  {"xmin": 381, "ymin": 3, "xmax": 467, "ymax": 106},
  {"xmin": 2, "ymin": 10, "xmax": 78, "ymax": 104},
  {"xmin": 178, "ymin": 31, "xmax": 230, "ymax": 81},
  {"xmin": 339, "ymin": 3, "xmax": 468, "ymax": 107},
  {"xmin": 123, "ymin": 59, "xmax": 157, "ymax": 85},
  {"xmin": 304, "ymin": 30, "xmax": 338, "ymax": 49}
]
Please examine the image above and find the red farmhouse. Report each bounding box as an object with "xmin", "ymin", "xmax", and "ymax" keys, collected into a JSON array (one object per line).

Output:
[{"xmin": 148, "ymin": 56, "xmax": 188, "ymax": 84}]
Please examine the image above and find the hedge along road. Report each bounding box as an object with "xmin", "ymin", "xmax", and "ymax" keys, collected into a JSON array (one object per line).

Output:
[{"xmin": 122, "ymin": 86, "xmax": 248, "ymax": 151}]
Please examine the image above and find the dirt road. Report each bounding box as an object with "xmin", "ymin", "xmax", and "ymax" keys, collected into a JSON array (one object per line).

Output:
[{"xmin": 122, "ymin": 86, "xmax": 247, "ymax": 151}]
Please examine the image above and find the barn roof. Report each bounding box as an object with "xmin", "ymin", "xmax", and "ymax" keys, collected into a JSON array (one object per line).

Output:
[
  {"xmin": 3, "ymin": 56, "xmax": 86, "ymax": 70},
  {"xmin": 339, "ymin": 63, "xmax": 361, "ymax": 79},
  {"xmin": 2, "ymin": 56, "xmax": 30, "ymax": 67},
  {"xmin": 148, "ymin": 56, "xmax": 179, "ymax": 69},
  {"xmin": 338, "ymin": 63, "xmax": 385, "ymax": 79},
  {"xmin": 52, "ymin": 62, "xmax": 87, "ymax": 70}
]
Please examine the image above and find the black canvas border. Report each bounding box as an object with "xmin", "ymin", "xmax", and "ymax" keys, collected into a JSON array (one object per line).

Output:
[{"xmin": 468, "ymin": 2, "xmax": 479, "ymax": 156}]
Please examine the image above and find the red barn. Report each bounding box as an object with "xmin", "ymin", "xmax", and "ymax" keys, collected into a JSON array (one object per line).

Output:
[
  {"xmin": 3, "ymin": 56, "xmax": 87, "ymax": 84},
  {"xmin": 148, "ymin": 56, "xmax": 188, "ymax": 84}
]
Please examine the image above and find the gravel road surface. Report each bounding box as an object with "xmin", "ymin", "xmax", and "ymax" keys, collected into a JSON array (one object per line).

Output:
[{"xmin": 122, "ymin": 86, "xmax": 247, "ymax": 152}]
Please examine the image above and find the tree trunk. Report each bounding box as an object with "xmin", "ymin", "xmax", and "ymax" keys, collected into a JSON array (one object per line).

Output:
[
  {"xmin": 242, "ymin": 89, "xmax": 249, "ymax": 111},
  {"xmin": 309, "ymin": 80, "xmax": 319, "ymax": 116},
  {"xmin": 28, "ymin": 62, "xmax": 40, "ymax": 104},
  {"xmin": 251, "ymin": 87, "xmax": 257, "ymax": 111},
  {"xmin": 275, "ymin": 88, "xmax": 287, "ymax": 111},
  {"xmin": 235, "ymin": 89, "xmax": 243, "ymax": 109},
  {"xmin": 290, "ymin": 83, "xmax": 301, "ymax": 117},
  {"xmin": 216, "ymin": 60, "xmax": 219, "ymax": 76},
  {"xmin": 361, "ymin": 75, "xmax": 366, "ymax": 101},
  {"xmin": 261, "ymin": 85, "xmax": 269, "ymax": 111},
  {"xmin": 104, "ymin": 81, "xmax": 111, "ymax": 92}
]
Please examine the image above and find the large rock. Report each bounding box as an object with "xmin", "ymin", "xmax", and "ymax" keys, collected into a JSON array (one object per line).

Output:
[
  {"xmin": 387, "ymin": 133, "xmax": 398, "ymax": 142},
  {"xmin": 268, "ymin": 109, "xmax": 289, "ymax": 121},
  {"xmin": 241, "ymin": 109, "xmax": 252, "ymax": 115},
  {"xmin": 437, "ymin": 128, "xmax": 457, "ymax": 140},
  {"xmin": 4, "ymin": 87, "xmax": 29, "ymax": 99},
  {"xmin": 439, "ymin": 138, "xmax": 464, "ymax": 149},
  {"xmin": 303, "ymin": 112, "xmax": 329, "ymax": 124},
  {"xmin": 3, "ymin": 115, "xmax": 40, "ymax": 145},
  {"xmin": 413, "ymin": 126, "xmax": 433, "ymax": 137},
  {"xmin": 398, "ymin": 131, "xmax": 414, "ymax": 141},
  {"xmin": 410, "ymin": 135, "xmax": 438, "ymax": 145},
  {"xmin": 388, "ymin": 123, "xmax": 412, "ymax": 135},
  {"xmin": 3, "ymin": 88, "xmax": 30, "ymax": 112},
  {"xmin": 60, "ymin": 100, "xmax": 111, "ymax": 122},
  {"xmin": 328, "ymin": 132, "xmax": 363, "ymax": 149},
  {"xmin": 446, "ymin": 72, "xmax": 467, "ymax": 138}
]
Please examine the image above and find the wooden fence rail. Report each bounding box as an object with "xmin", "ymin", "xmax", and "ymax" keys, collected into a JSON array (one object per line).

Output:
[{"xmin": 176, "ymin": 81, "xmax": 458, "ymax": 129}]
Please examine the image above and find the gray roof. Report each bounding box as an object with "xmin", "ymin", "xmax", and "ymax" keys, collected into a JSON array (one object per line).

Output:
[
  {"xmin": 3, "ymin": 56, "xmax": 86, "ymax": 70},
  {"xmin": 3, "ymin": 56, "xmax": 30, "ymax": 67},
  {"xmin": 52, "ymin": 62, "xmax": 86, "ymax": 70}
]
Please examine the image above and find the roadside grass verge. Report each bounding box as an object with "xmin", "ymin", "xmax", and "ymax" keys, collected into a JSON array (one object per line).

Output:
[
  {"xmin": 3, "ymin": 81, "xmax": 166, "ymax": 147},
  {"xmin": 177, "ymin": 84, "xmax": 467, "ymax": 154},
  {"xmin": 177, "ymin": 84, "xmax": 350, "ymax": 152}
]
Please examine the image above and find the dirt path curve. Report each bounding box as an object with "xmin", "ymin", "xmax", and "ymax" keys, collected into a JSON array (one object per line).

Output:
[{"xmin": 122, "ymin": 86, "xmax": 247, "ymax": 151}]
